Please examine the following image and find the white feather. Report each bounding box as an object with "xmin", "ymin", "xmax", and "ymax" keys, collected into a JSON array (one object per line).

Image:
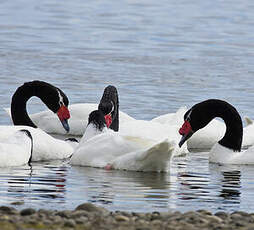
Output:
[
  {"xmin": 0, "ymin": 126, "xmax": 74, "ymax": 161},
  {"xmin": 71, "ymin": 124, "xmax": 175, "ymax": 172},
  {"xmin": 0, "ymin": 130, "xmax": 32, "ymax": 167}
]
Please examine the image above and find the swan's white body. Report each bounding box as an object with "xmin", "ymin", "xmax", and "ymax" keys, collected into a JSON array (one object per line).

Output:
[
  {"xmin": 0, "ymin": 126, "xmax": 76, "ymax": 161},
  {"xmin": 209, "ymin": 143, "xmax": 254, "ymax": 164},
  {"xmin": 187, "ymin": 119, "xmax": 226, "ymax": 149},
  {"xmin": 71, "ymin": 124, "xmax": 175, "ymax": 172},
  {"xmin": 188, "ymin": 120, "xmax": 254, "ymax": 150},
  {"xmin": 0, "ymin": 130, "xmax": 32, "ymax": 167},
  {"xmin": 242, "ymin": 121, "xmax": 254, "ymax": 147},
  {"xmin": 119, "ymin": 120, "xmax": 188, "ymax": 156},
  {"xmin": 6, "ymin": 103, "xmax": 135, "ymax": 136}
]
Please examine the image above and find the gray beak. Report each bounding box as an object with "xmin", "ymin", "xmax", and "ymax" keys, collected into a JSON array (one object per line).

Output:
[
  {"xmin": 61, "ymin": 119, "xmax": 70, "ymax": 133},
  {"xmin": 178, "ymin": 131, "xmax": 194, "ymax": 147}
]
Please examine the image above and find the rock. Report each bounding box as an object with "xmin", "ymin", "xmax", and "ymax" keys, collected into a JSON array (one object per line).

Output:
[
  {"xmin": 215, "ymin": 211, "xmax": 229, "ymax": 220},
  {"xmin": 71, "ymin": 210, "xmax": 90, "ymax": 219},
  {"xmin": 20, "ymin": 208, "xmax": 36, "ymax": 216},
  {"xmin": 206, "ymin": 215, "xmax": 223, "ymax": 224},
  {"xmin": 0, "ymin": 206, "xmax": 18, "ymax": 215},
  {"xmin": 64, "ymin": 219, "xmax": 76, "ymax": 228},
  {"xmin": 197, "ymin": 210, "xmax": 212, "ymax": 216},
  {"xmin": 56, "ymin": 210, "xmax": 72, "ymax": 218},
  {"xmin": 10, "ymin": 201, "xmax": 24, "ymax": 206},
  {"xmin": 115, "ymin": 215, "xmax": 130, "ymax": 222},
  {"xmin": 0, "ymin": 215, "xmax": 10, "ymax": 221},
  {"xmin": 75, "ymin": 216, "xmax": 89, "ymax": 224},
  {"xmin": 151, "ymin": 219, "xmax": 163, "ymax": 225},
  {"xmin": 1, "ymin": 204, "xmax": 254, "ymax": 230},
  {"xmin": 75, "ymin": 203, "xmax": 108, "ymax": 214}
]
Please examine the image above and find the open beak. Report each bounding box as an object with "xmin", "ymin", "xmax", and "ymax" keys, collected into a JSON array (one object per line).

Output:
[
  {"xmin": 178, "ymin": 120, "xmax": 194, "ymax": 147},
  {"xmin": 57, "ymin": 105, "xmax": 70, "ymax": 132},
  {"xmin": 104, "ymin": 114, "xmax": 112, "ymax": 128}
]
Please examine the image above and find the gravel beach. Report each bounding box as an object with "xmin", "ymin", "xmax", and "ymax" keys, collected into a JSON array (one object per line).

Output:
[{"xmin": 0, "ymin": 203, "xmax": 253, "ymax": 230}]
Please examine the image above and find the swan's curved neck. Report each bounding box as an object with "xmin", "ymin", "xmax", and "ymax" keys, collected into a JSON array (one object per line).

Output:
[
  {"xmin": 11, "ymin": 81, "xmax": 53, "ymax": 127},
  {"xmin": 218, "ymin": 107, "xmax": 243, "ymax": 152},
  {"xmin": 197, "ymin": 100, "xmax": 243, "ymax": 151}
]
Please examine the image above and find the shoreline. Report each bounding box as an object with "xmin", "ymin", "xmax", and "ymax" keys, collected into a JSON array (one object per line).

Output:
[{"xmin": 0, "ymin": 203, "xmax": 253, "ymax": 229}]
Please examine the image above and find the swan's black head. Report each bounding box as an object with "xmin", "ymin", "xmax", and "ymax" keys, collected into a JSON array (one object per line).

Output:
[
  {"xmin": 88, "ymin": 110, "xmax": 107, "ymax": 131},
  {"xmin": 34, "ymin": 81, "xmax": 70, "ymax": 132},
  {"xmin": 98, "ymin": 85, "xmax": 119, "ymax": 131},
  {"xmin": 98, "ymin": 101, "xmax": 114, "ymax": 128},
  {"xmin": 178, "ymin": 99, "xmax": 243, "ymax": 152},
  {"xmin": 179, "ymin": 99, "xmax": 226, "ymax": 147},
  {"xmin": 12, "ymin": 81, "xmax": 71, "ymax": 132}
]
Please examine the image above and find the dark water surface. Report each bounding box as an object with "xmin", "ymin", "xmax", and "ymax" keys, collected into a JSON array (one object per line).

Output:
[{"xmin": 0, "ymin": 0, "xmax": 254, "ymax": 212}]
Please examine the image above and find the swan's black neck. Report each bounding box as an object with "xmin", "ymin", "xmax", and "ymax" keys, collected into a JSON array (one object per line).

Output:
[
  {"xmin": 11, "ymin": 80, "xmax": 66, "ymax": 127},
  {"xmin": 19, "ymin": 129, "xmax": 33, "ymax": 164},
  {"xmin": 99, "ymin": 85, "xmax": 119, "ymax": 131},
  {"xmin": 191, "ymin": 99, "xmax": 243, "ymax": 151}
]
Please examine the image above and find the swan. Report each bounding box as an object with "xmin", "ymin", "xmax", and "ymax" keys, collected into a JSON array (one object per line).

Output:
[
  {"xmin": 70, "ymin": 110, "xmax": 175, "ymax": 172},
  {"xmin": 178, "ymin": 99, "xmax": 254, "ymax": 164},
  {"xmin": 98, "ymin": 85, "xmax": 119, "ymax": 131},
  {"xmin": 0, "ymin": 129, "xmax": 33, "ymax": 167},
  {"xmin": 152, "ymin": 106, "xmax": 253, "ymax": 150},
  {"xmin": 10, "ymin": 80, "xmax": 70, "ymax": 132},
  {"xmin": 151, "ymin": 106, "xmax": 226, "ymax": 150},
  {"xmin": 0, "ymin": 126, "xmax": 77, "ymax": 161},
  {"xmin": 3, "ymin": 80, "xmax": 78, "ymax": 160},
  {"xmin": 5, "ymin": 84, "xmax": 135, "ymax": 136}
]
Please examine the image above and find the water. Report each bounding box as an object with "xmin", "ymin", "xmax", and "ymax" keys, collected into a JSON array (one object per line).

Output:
[
  {"xmin": 1, "ymin": 153, "xmax": 253, "ymax": 213},
  {"xmin": 0, "ymin": 0, "xmax": 254, "ymax": 213}
]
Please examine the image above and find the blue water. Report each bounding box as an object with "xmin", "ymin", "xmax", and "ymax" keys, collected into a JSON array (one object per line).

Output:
[{"xmin": 0, "ymin": 0, "xmax": 254, "ymax": 213}]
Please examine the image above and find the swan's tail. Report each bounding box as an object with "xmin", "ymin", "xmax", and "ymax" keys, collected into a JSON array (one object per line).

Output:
[{"xmin": 111, "ymin": 139, "xmax": 175, "ymax": 172}]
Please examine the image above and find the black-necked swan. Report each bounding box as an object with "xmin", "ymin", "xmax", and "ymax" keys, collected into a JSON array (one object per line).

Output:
[
  {"xmin": 2, "ymin": 80, "xmax": 76, "ymax": 161},
  {"xmin": 10, "ymin": 80, "xmax": 70, "ymax": 132},
  {"xmin": 178, "ymin": 99, "xmax": 254, "ymax": 164},
  {"xmin": 70, "ymin": 110, "xmax": 175, "ymax": 172},
  {"xmin": 152, "ymin": 106, "xmax": 253, "ymax": 150},
  {"xmin": 0, "ymin": 129, "xmax": 33, "ymax": 167},
  {"xmin": 6, "ymin": 85, "xmax": 135, "ymax": 136}
]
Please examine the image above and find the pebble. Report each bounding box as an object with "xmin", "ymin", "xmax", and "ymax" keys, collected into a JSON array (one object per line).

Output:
[
  {"xmin": 115, "ymin": 215, "xmax": 130, "ymax": 222},
  {"xmin": 20, "ymin": 208, "xmax": 36, "ymax": 216},
  {"xmin": 64, "ymin": 219, "xmax": 76, "ymax": 228},
  {"xmin": 0, "ymin": 203, "xmax": 253, "ymax": 230}
]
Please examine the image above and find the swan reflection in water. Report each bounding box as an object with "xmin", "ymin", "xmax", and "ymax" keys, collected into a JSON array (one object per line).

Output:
[
  {"xmin": 69, "ymin": 166, "xmax": 174, "ymax": 211},
  {"xmin": 2, "ymin": 160, "xmax": 68, "ymax": 206},
  {"xmin": 176, "ymin": 160, "xmax": 241, "ymax": 211}
]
